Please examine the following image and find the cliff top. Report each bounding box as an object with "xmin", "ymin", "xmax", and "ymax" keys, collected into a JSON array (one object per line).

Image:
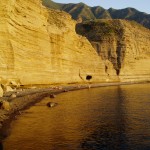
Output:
[
  {"xmin": 42, "ymin": 0, "xmax": 150, "ymax": 29},
  {"xmin": 76, "ymin": 19, "xmax": 150, "ymax": 41}
]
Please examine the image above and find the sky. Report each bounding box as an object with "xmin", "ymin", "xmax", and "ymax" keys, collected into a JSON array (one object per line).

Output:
[{"xmin": 53, "ymin": 0, "xmax": 150, "ymax": 14}]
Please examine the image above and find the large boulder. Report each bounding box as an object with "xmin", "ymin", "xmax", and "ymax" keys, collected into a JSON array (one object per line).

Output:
[
  {"xmin": 50, "ymin": 94, "xmax": 56, "ymax": 98},
  {"xmin": 5, "ymin": 86, "xmax": 14, "ymax": 92},
  {"xmin": 47, "ymin": 102, "xmax": 58, "ymax": 108},
  {"xmin": 10, "ymin": 93, "xmax": 17, "ymax": 98},
  {"xmin": 0, "ymin": 100, "xmax": 10, "ymax": 111},
  {"xmin": 10, "ymin": 81, "xmax": 20, "ymax": 88}
]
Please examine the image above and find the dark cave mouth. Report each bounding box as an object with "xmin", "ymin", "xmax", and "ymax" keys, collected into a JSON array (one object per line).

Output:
[{"xmin": 86, "ymin": 75, "xmax": 92, "ymax": 80}]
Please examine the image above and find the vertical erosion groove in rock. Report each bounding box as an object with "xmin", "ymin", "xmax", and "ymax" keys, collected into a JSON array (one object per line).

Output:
[
  {"xmin": 0, "ymin": 0, "xmax": 109, "ymax": 85},
  {"xmin": 76, "ymin": 19, "xmax": 150, "ymax": 82}
]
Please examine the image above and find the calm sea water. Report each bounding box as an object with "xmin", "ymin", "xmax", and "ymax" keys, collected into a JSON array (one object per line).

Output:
[{"xmin": 1, "ymin": 84, "xmax": 150, "ymax": 150}]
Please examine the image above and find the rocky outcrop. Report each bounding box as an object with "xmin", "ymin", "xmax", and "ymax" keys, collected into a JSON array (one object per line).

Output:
[
  {"xmin": 76, "ymin": 20, "xmax": 150, "ymax": 82},
  {"xmin": 0, "ymin": 0, "xmax": 108, "ymax": 85}
]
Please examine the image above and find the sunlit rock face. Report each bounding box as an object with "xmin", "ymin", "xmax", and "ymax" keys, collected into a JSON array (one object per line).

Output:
[
  {"xmin": 0, "ymin": 0, "xmax": 109, "ymax": 85},
  {"xmin": 1, "ymin": 0, "xmax": 149, "ymax": 85},
  {"xmin": 76, "ymin": 20, "xmax": 150, "ymax": 82},
  {"xmin": 119, "ymin": 21, "xmax": 150, "ymax": 82}
]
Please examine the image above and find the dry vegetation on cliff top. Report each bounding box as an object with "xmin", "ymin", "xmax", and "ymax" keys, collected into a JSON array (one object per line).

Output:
[
  {"xmin": 76, "ymin": 19, "xmax": 150, "ymax": 41},
  {"xmin": 43, "ymin": 0, "xmax": 150, "ymax": 29},
  {"xmin": 76, "ymin": 19, "xmax": 124, "ymax": 41}
]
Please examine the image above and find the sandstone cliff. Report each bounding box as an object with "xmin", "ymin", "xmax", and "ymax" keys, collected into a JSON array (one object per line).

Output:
[
  {"xmin": 0, "ymin": 0, "xmax": 150, "ymax": 86},
  {"xmin": 76, "ymin": 20, "xmax": 150, "ymax": 82},
  {"xmin": 0, "ymin": 0, "xmax": 108, "ymax": 85}
]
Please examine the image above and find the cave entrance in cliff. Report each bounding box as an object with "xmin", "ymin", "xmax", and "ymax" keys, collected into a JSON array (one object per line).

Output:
[{"xmin": 86, "ymin": 75, "xmax": 92, "ymax": 80}]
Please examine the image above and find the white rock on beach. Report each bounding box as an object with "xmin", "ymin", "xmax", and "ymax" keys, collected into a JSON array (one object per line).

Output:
[
  {"xmin": 47, "ymin": 102, "xmax": 58, "ymax": 107},
  {"xmin": 10, "ymin": 93, "xmax": 17, "ymax": 98},
  {"xmin": 5, "ymin": 86, "xmax": 14, "ymax": 92},
  {"xmin": 10, "ymin": 81, "xmax": 20, "ymax": 87}
]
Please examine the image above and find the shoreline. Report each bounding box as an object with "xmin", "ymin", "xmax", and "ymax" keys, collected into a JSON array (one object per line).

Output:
[{"xmin": 0, "ymin": 81, "xmax": 149, "ymax": 139}]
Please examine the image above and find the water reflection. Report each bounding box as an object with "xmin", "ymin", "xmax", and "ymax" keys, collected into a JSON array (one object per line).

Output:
[
  {"xmin": 81, "ymin": 86, "xmax": 129, "ymax": 150},
  {"xmin": 2, "ymin": 84, "xmax": 150, "ymax": 150}
]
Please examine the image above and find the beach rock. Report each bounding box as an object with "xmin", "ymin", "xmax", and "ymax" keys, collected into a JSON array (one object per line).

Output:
[
  {"xmin": 55, "ymin": 86, "xmax": 62, "ymax": 90},
  {"xmin": 17, "ymin": 89, "xmax": 23, "ymax": 92},
  {"xmin": 5, "ymin": 86, "xmax": 14, "ymax": 92},
  {"xmin": 0, "ymin": 85, "xmax": 3, "ymax": 97},
  {"xmin": 0, "ymin": 100, "xmax": 10, "ymax": 111},
  {"xmin": 50, "ymin": 94, "xmax": 56, "ymax": 98},
  {"xmin": 47, "ymin": 102, "xmax": 58, "ymax": 108},
  {"xmin": 10, "ymin": 93, "xmax": 17, "ymax": 98},
  {"xmin": 63, "ymin": 89, "xmax": 68, "ymax": 92},
  {"xmin": 10, "ymin": 81, "xmax": 20, "ymax": 88}
]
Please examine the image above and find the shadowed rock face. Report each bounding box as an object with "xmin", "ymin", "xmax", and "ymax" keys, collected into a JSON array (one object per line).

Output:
[
  {"xmin": 76, "ymin": 19, "xmax": 150, "ymax": 82},
  {"xmin": 76, "ymin": 20, "xmax": 125, "ymax": 76},
  {"xmin": 0, "ymin": 0, "xmax": 108, "ymax": 85}
]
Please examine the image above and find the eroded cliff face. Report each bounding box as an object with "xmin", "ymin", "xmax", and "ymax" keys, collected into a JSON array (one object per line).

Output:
[
  {"xmin": 0, "ymin": 0, "xmax": 109, "ymax": 85},
  {"xmin": 119, "ymin": 21, "xmax": 150, "ymax": 82},
  {"xmin": 0, "ymin": 1, "xmax": 149, "ymax": 85},
  {"xmin": 76, "ymin": 20, "xmax": 150, "ymax": 82}
]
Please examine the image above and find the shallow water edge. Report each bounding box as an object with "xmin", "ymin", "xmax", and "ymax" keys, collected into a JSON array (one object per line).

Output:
[
  {"xmin": 0, "ymin": 81, "xmax": 149, "ymax": 140},
  {"xmin": 2, "ymin": 83, "xmax": 150, "ymax": 150}
]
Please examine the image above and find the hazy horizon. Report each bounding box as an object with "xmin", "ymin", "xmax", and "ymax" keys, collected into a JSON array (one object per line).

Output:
[{"xmin": 53, "ymin": 0, "xmax": 150, "ymax": 14}]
